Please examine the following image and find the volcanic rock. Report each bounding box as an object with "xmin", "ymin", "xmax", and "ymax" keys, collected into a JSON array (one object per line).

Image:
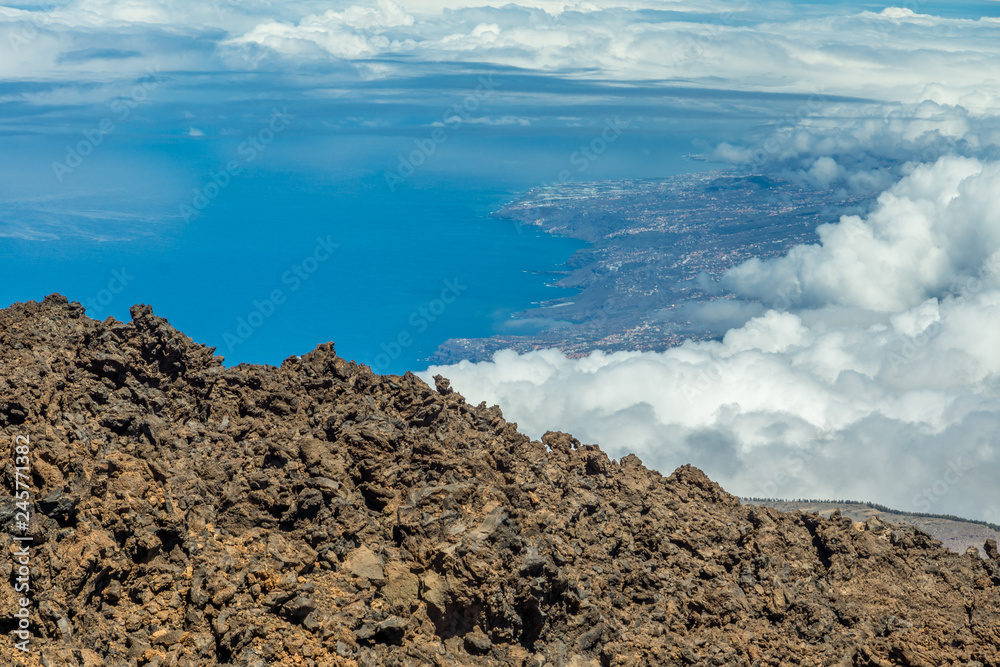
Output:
[{"xmin": 0, "ymin": 294, "xmax": 999, "ymax": 666}]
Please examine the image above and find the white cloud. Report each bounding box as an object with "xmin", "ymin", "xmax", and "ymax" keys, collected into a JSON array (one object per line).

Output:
[
  {"xmin": 3, "ymin": 1, "xmax": 1000, "ymax": 112},
  {"xmin": 423, "ymin": 158, "xmax": 1000, "ymax": 522},
  {"xmin": 706, "ymin": 100, "xmax": 1000, "ymax": 193},
  {"xmin": 723, "ymin": 157, "xmax": 1000, "ymax": 312},
  {"xmin": 224, "ymin": 1, "xmax": 416, "ymax": 60},
  {"xmin": 804, "ymin": 156, "xmax": 843, "ymax": 188}
]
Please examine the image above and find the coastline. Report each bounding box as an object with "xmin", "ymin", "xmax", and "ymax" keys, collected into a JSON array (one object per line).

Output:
[{"xmin": 429, "ymin": 171, "xmax": 874, "ymax": 365}]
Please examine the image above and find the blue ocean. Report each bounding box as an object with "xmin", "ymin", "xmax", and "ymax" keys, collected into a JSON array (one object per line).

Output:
[
  {"xmin": 0, "ymin": 80, "xmax": 809, "ymax": 374},
  {"xmin": 0, "ymin": 166, "xmax": 584, "ymax": 374}
]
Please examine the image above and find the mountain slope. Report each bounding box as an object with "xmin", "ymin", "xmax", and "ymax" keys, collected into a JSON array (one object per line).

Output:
[
  {"xmin": 1, "ymin": 295, "xmax": 999, "ymax": 666},
  {"xmin": 744, "ymin": 499, "xmax": 1000, "ymax": 559}
]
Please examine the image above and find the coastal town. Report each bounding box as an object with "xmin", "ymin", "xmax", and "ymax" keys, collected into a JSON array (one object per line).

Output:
[{"xmin": 431, "ymin": 170, "xmax": 871, "ymax": 363}]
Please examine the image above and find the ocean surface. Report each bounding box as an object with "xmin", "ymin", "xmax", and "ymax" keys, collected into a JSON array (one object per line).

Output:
[
  {"xmin": 0, "ymin": 95, "xmax": 780, "ymax": 374},
  {"xmin": 0, "ymin": 171, "xmax": 585, "ymax": 374}
]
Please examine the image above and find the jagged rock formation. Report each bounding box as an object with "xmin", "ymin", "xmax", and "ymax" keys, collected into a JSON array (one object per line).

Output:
[{"xmin": 1, "ymin": 294, "xmax": 999, "ymax": 666}]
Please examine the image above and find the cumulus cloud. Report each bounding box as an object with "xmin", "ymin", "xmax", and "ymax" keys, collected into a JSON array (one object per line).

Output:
[
  {"xmin": 724, "ymin": 158, "xmax": 1000, "ymax": 311},
  {"xmin": 423, "ymin": 158, "xmax": 1000, "ymax": 522},
  {"xmin": 706, "ymin": 100, "xmax": 1000, "ymax": 193},
  {"xmin": 224, "ymin": 1, "xmax": 416, "ymax": 61}
]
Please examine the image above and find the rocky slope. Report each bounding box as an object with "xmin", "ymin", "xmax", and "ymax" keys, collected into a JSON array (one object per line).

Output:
[
  {"xmin": 1, "ymin": 294, "xmax": 999, "ymax": 667},
  {"xmin": 744, "ymin": 500, "xmax": 1000, "ymax": 559}
]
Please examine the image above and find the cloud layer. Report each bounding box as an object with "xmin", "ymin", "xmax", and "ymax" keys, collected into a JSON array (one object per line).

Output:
[
  {"xmin": 424, "ymin": 157, "xmax": 1000, "ymax": 523},
  {"xmin": 3, "ymin": 1, "xmax": 1000, "ymax": 104}
]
